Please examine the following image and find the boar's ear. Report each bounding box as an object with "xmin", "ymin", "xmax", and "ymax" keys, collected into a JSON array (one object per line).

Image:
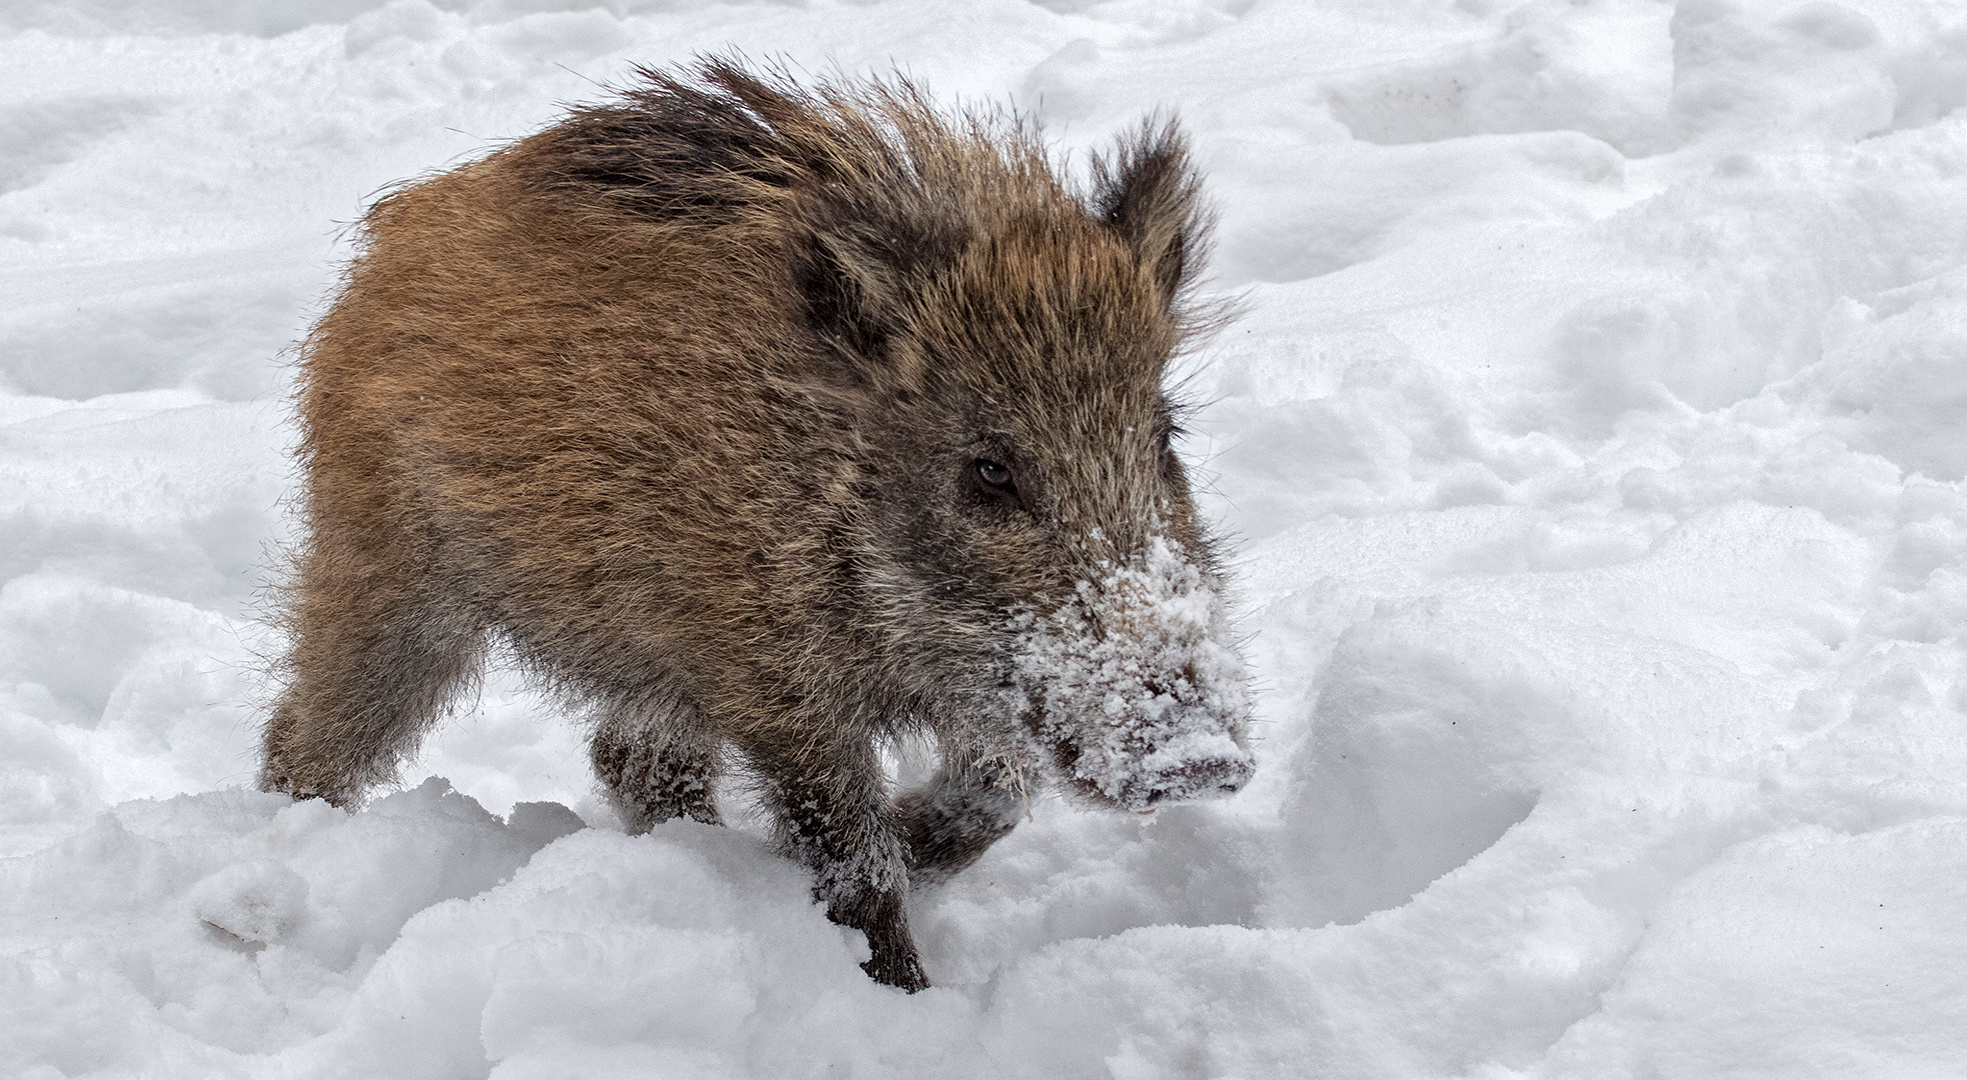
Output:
[
  {"xmin": 1091, "ymin": 119, "xmax": 1211, "ymax": 304},
  {"xmin": 792, "ymin": 209, "xmax": 967, "ymax": 382}
]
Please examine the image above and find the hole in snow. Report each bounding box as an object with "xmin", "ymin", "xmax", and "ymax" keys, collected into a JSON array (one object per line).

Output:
[{"xmin": 1265, "ymin": 622, "xmax": 1554, "ymax": 928}]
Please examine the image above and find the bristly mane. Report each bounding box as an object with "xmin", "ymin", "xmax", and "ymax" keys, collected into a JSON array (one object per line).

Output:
[{"xmin": 521, "ymin": 57, "xmax": 1215, "ymax": 362}]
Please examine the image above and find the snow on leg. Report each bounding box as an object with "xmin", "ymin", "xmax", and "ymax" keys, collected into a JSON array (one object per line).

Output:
[
  {"xmin": 589, "ymin": 697, "xmax": 724, "ymax": 832},
  {"xmin": 745, "ymin": 731, "xmax": 925, "ymax": 992}
]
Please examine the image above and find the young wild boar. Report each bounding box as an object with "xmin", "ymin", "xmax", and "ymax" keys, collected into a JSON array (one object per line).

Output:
[{"xmin": 259, "ymin": 57, "xmax": 1254, "ymax": 991}]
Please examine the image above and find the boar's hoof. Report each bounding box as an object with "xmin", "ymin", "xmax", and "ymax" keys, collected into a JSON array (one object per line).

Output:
[
  {"xmin": 840, "ymin": 888, "xmax": 930, "ymax": 992},
  {"xmin": 862, "ymin": 948, "xmax": 930, "ymax": 993}
]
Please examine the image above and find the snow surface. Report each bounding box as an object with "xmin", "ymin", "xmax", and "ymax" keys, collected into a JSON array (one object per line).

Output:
[{"xmin": 5, "ymin": 0, "xmax": 1967, "ymax": 1076}]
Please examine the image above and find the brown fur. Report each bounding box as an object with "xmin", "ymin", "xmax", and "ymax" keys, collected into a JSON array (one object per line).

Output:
[{"xmin": 260, "ymin": 57, "xmax": 1246, "ymax": 991}]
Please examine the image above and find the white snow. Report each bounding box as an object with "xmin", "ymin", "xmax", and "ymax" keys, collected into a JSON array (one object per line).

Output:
[{"xmin": 5, "ymin": 1, "xmax": 1967, "ymax": 1077}]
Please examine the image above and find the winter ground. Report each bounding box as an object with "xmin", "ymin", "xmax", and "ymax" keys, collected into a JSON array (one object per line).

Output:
[{"xmin": 4, "ymin": 0, "xmax": 1967, "ymax": 1076}]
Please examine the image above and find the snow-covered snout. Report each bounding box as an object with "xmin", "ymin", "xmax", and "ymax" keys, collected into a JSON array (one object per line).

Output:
[{"xmin": 1016, "ymin": 536, "xmax": 1255, "ymax": 812}]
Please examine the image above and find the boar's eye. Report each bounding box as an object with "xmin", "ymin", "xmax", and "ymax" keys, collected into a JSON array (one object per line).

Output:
[{"xmin": 972, "ymin": 458, "xmax": 1020, "ymax": 507}]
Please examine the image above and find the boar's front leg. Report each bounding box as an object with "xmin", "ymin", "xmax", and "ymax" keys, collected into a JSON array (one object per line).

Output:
[
  {"xmin": 746, "ymin": 735, "xmax": 927, "ymax": 992},
  {"xmin": 589, "ymin": 699, "xmax": 723, "ymax": 832},
  {"xmin": 896, "ymin": 752, "xmax": 1026, "ymax": 888}
]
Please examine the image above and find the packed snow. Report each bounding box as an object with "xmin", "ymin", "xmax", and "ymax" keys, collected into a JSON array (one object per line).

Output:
[{"xmin": 5, "ymin": 0, "xmax": 1967, "ymax": 1076}]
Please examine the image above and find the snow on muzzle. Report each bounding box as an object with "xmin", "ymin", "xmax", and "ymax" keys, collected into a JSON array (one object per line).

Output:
[{"xmin": 1014, "ymin": 536, "xmax": 1256, "ymax": 812}]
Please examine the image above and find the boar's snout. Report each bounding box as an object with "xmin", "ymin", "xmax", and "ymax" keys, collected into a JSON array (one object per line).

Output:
[
  {"xmin": 1131, "ymin": 749, "xmax": 1256, "ymax": 809},
  {"xmin": 1012, "ymin": 537, "xmax": 1256, "ymax": 813}
]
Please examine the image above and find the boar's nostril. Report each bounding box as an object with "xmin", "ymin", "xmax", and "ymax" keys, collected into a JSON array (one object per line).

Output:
[{"xmin": 1139, "ymin": 665, "xmax": 1203, "ymax": 703}]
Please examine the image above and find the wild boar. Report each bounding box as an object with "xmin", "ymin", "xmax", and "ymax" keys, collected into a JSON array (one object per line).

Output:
[{"xmin": 259, "ymin": 57, "xmax": 1255, "ymax": 991}]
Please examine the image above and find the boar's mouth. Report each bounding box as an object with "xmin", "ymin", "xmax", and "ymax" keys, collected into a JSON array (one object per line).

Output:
[
  {"xmin": 1038, "ymin": 724, "xmax": 1256, "ymax": 811},
  {"xmin": 1010, "ymin": 536, "xmax": 1256, "ymax": 812}
]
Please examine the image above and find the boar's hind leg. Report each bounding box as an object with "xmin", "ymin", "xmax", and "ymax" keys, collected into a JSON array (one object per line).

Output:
[
  {"xmin": 590, "ymin": 702, "xmax": 723, "ymax": 831},
  {"xmin": 260, "ymin": 536, "xmax": 483, "ymax": 806},
  {"xmin": 896, "ymin": 754, "xmax": 1026, "ymax": 888},
  {"xmin": 747, "ymin": 736, "xmax": 927, "ymax": 992}
]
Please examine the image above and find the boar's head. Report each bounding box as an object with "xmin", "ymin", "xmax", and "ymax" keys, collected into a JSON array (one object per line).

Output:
[{"xmin": 796, "ymin": 109, "xmax": 1255, "ymax": 812}]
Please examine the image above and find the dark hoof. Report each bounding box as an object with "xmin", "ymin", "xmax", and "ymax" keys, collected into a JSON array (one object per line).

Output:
[{"xmin": 862, "ymin": 951, "xmax": 930, "ymax": 993}]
